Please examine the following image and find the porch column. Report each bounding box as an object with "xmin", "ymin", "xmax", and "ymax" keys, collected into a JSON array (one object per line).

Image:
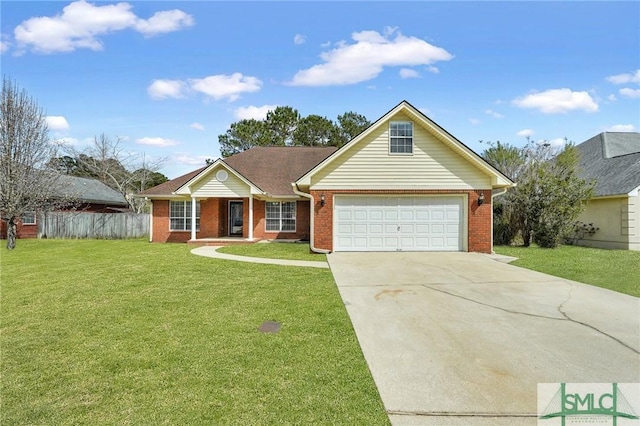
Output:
[
  {"xmin": 191, "ymin": 196, "xmax": 197, "ymax": 241},
  {"xmin": 248, "ymin": 194, "xmax": 254, "ymax": 240}
]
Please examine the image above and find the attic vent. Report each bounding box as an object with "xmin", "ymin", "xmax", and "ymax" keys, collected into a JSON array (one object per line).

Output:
[{"xmin": 216, "ymin": 170, "xmax": 229, "ymax": 182}]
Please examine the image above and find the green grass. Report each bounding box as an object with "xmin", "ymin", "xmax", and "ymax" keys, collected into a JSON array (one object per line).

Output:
[
  {"xmin": 217, "ymin": 242, "xmax": 327, "ymax": 262},
  {"xmin": 494, "ymin": 244, "xmax": 640, "ymax": 297},
  {"xmin": 0, "ymin": 239, "xmax": 388, "ymax": 425}
]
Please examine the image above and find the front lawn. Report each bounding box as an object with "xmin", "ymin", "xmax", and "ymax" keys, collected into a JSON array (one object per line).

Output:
[
  {"xmin": 1, "ymin": 239, "xmax": 387, "ymax": 425},
  {"xmin": 494, "ymin": 244, "xmax": 640, "ymax": 297},
  {"xmin": 217, "ymin": 242, "xmax": 326, "ymax": 262}
]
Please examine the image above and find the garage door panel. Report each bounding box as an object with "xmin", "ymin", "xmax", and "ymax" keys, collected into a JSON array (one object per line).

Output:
[
  {"xmin": 369, "ymin": 210, "xmax": 383, "ymax": 220},
  {"xmin": 334, "ymin": 196, "xmax": 463, "ymax": 252},
  {"xmin": 384, "ymin": 210, "xmax": 398, "ymax": 220},
  {"xmin": 353, "ymin": 210, "xmax": 368, "ymax": 221}
]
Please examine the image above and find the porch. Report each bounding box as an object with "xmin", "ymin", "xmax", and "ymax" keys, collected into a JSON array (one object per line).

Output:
[{"xmin": 187, "ymin": 236, "xmax": 262, "ymax": 247}]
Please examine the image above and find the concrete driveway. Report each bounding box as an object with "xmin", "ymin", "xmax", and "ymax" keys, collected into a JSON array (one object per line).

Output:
[{"xmin": 327, "ymin": 252, "xmax": 640, "ymax": 425}]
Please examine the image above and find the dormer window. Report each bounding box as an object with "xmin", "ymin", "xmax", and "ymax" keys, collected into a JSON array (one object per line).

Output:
[{"xmin": 389, "ymin": 121, "xmax": 413, "ymax": 154}]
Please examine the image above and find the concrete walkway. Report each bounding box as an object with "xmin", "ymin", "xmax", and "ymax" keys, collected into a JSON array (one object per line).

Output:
[
  {"xmin": 328, "ymin": 252, "xmax": 640, "ymax": 425},
  {"xmin": 190, "ymin": 245, "xmax": 329, "ymax": 268}
]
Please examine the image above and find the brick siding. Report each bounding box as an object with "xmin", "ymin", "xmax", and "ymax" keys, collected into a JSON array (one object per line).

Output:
[{"xmin": 151, "ymin": 198, "xmax": 311, "ymax": 243}]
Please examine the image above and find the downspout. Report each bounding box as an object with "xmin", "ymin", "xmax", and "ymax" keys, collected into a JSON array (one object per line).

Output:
[
  {"xmin": 292, "ymin": 183, "xmax": 331, "ymax": 254},
  {"xmin": 145, "ymin": 197, "xmax": 153, "ymax": 242},
  {"xmin": 490, "ymin": 187, "xmax": 510, "ymax": 254}
]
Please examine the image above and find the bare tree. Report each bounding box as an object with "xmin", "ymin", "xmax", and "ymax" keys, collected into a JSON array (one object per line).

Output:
[
  {"xmin": 0, "ymin": 77, "xmax": 67, "ymax": 249},
  {"xmin": 63, "ymin": 134, "xmax": 166, "ymax": 213}
]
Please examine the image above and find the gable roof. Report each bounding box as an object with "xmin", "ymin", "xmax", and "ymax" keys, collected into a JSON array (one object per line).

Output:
[
  {"xmin": 224, "ymin": 146, "xmax": 337, "ymax": 196},
  {"xmin": 139, "ymin": 146, "xmax": 337, "ymax": 198},
  {"xmin": 575, "ymin": 132, "xmax": 640, "ymax": 196},
  {"xmin": 295, "ymin": 100, "xmax": 515, "ymax": 188},
  {"xmin": 56, "ymin": 175, "xmax": 129, "ymax": 206},
  {"xmin": 139, "ymin": 167, "xmax": 205, "ymax": 197}
]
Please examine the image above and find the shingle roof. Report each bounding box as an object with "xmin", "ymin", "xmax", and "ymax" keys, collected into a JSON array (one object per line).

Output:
[
  {"xmin": 139, "ymin": 167, "xmax": 205, "ymax": 196},
  {"xmin": 575, "ymin": 132, "xmax": 640, "ymax": 196},
  {"xmin": 224, "ymin": 146, "xmax": 337, "ymax": 195},
  {"xmin": 57, "ymin": 175, "xmax": 129, "ymax": 206},
  {"xmin": 139, "ymin": 147, "xmax": 337, "ymax": 197}
]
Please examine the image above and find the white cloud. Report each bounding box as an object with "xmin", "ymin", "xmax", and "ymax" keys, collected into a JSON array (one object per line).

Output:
[
  {"xmin": 234, "ymin": 104, "xmax": 278, "ymax": 120},
  {"xmin": 189, "ymin": 73, "xmax": 262, "ymax": 101},
  {"xmin": 512, "ymin": 88, "xmax": 598, "ymax": 114},
  {"xmin": 149, "ymin": 73, "xmax": 262, "ymax": 102},
  {"xmin": 606, "ymin": 69, "xmax": 640, "ymax": 85},
  {"xmin": 13, "ymin": 0, "xmax": 193, "ymax": 54},
  {"xmin": 320, "ymin": 41, "xmax": 331, "ymax": 48},
  {"xmin": 147, "ymin": 79, "xmax": 186, "ymax": 100},
  {"xmin": 136, "ymin": 137, "xmax": 179, "ymax": 147},
  {"xmin": 484, "ymin": 109, "xmax": 504, "ymax": 119},
  {"xmin": 619, "ymin": 88, "xmax": 640, "ymax": 98},
  {"xmin": 288, "ymin": 27, "xmax": 453, "ymax": 86},
  {"xmin": 545, "ymin": 138, "xmax": 567, "ymax": 148},
  {"xmin": 426, "ymin": 65, "xmax": 440, "ymax": 74},
  {"xmin": 54, "ymin": 136, "xmax": 80, "ymax": 146},
  {"xmin": 607, "ymin": 124, "xmax": 636, "ymax": 132},
  {"xmin": 0, "ymin": 40, "xmax": 9, "ymax": 54},
  {"xmin": 294, "ymin": 34, "xmax": 306, "ymax": 45},
  {"xmin": 190, "ymin": 122, "xmax": 205, "ymax": 131},
  {"xmin": 517, "ymin": 129, "xmax": 535, "ymax": 137},
  {"xmin": 173, "ymin": 153, "xmax": 212, "ymax": 166},
  {"xmin": 469, "ymin": 118, "xmax": 481, "ymax": 125},
  {"xmin": 46, "ymin": 116, "xmax": 70, "ymax": 130},
  {"xmin": 608, "ymin": 94, "xmax": 617, "ymax": 102},
  {"xmin": 399, "ymin": 68, "xmax": 420, "ymax": 79},
  {"xmin": 134, "ymin": 9, "xmax": 193, "ymax": 37}
]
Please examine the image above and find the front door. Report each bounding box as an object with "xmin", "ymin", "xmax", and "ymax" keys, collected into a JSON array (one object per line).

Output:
[{"xmin": 229, "ymin": 201, "xmax": 243, "ymax": 236}]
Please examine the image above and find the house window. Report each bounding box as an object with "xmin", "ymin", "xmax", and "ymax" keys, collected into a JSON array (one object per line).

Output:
[
  {"xmin": 389, "ymin": 121, "xmax": 413, "ymax": 154},
  {"xmin": 266, "ymin": 201, "xmax": 296, "ymax": 232},
  {"xmin": 22, "ymin": 212, "xmax": 36, "ymax": 225},
  {"xmin": 170, "ymin": 200, "xmax": 200, "ymax": 231}
]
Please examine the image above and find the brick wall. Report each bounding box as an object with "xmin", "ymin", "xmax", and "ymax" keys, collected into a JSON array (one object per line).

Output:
[
  {"xmin": 252, "ymin": 200, "xmax": 310, "ymax": 241},
  {"xmin": 151, "ymin": 198, "xmax": 311, "ymax": 243},
  {"xmin": 310, "ymin": 189, "xmax": 493, "ymax": 253}
]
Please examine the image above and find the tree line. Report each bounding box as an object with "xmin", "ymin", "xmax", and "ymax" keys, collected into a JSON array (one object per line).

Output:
[{"xmin": 218, "ymin": 107, "xmax": 371, "ymax": 157}]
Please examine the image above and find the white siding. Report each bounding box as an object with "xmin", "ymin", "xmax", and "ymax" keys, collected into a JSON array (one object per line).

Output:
[
  {"xmin": 190, "ymin": 169, "xmax": 251, "ymax": 198},
  {"xmin": 310, "ymin": 112, "xmax": 492, "ymax": 190}
]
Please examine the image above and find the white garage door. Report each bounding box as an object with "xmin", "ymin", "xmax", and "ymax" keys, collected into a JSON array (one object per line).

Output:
[{"xmin": 334, "ymin": 196, "xmax": 463, "ymax": 252}]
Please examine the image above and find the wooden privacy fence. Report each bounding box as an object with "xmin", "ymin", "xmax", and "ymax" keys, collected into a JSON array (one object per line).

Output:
[{"xmin": 38, "ymin": 212, "xmax": 149, "ymax": 239}]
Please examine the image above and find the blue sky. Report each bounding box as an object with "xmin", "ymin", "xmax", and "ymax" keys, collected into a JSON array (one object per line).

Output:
[{"xmin": 2, "ymin": 1, "xmax": 639, "ymax": 179}]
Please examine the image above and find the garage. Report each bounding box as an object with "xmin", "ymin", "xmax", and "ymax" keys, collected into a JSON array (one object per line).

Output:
[{"xmin": 334, "ymin": 195, "xmax": 464, "ymax": 252}]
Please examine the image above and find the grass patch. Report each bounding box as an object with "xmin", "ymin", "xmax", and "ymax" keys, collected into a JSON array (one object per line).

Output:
[
  {"xmin": 1, "ymin": 239, "xmax": 387, "ymax": 425},
  {"xmin": 494, "ymin": 244, "xmax": 640, "ymax": 297},
  {"xmin": 217, "ymin": 242, "xmax": 326, "ymax": 262}
]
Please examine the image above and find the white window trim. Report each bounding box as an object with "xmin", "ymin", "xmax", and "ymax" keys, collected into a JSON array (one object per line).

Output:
[
  {"xmin": 389, "ymin": 121, "xmax": 413, "ymax": 155},
  {"xmin": 22, "ymin": 211, "xmax": 36, "ymax": 225},
  {"xmin": 169, "ymin": 200, "xmax": 200, "ymax": 232},
  {"xmin": 265, "ymin": 200, "xmax": 296, "ymax": 233}
]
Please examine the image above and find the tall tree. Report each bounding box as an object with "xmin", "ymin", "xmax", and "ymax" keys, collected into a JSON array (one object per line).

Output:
[
  {"xmin": 217, "ymin": 106, "xmax": 370, "ymax": 157},
  {"xmin": 219, "ymin": 119, "xmax": 270, "ymax": 157},
  {"xmin": 334, "ymin": 111, "xmax": 371, "ymax": 147},
  {"xmin": 482, "ymin": 139, "xmax": 593, "ymax": 248},
  {"xmin": 265, "ymin": 106, "xmax": 300, "ymax": 146},
  {"xmin": 293, "ymin": 115, "xmax": 337, "ymax": 146},
  {"xmin": 0, "ymin": 77, "xmax": 68, "ymax": 249}
]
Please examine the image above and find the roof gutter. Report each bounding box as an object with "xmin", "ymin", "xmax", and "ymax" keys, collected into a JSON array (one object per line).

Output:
[{"xmin": 292, "ymin": 183, "xmax": 331, "ymax": 255}]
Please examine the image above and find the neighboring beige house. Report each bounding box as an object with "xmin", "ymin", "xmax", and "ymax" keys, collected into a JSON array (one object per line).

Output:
[{"xmin": 574, "ymin": 132, "xmax": 640, "ymax": 250}]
